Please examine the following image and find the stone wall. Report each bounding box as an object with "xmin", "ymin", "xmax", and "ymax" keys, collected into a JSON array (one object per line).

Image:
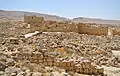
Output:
[
  {"xmin": 45, "ymin": 23, "xmax": 78, "ymax": 32},
  {"xmin": 24, "ymin": 15, "xmax": 44, "ymax": 26},
  {"xmin": 12, "ymin": 52, "xmax": 104, "ymax": 75},
  {"xmin": 77, "ymin": 23, "xmax": 108, "ymax": 35},
  {"xmin": 24, "ymin": 16, "xmax": 78, "ymax": 32},
  {"xmin": 113, "ymin": 28, "xmax": 120, "ymax": 35},
  {"xmin": 24, "ymin": 16, "xmax": 120, "ymax": 36}
]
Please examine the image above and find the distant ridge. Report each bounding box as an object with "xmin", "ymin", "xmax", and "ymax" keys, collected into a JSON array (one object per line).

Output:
[
  {"xmin": 73, "ymin": 17, "xmax": 120, "ymax": 25},
  {"xmin": 0, "ymin": 10, "xmax": 69, "ymax": 21},
  {"xmin": 0, "ymin": 10, "xmax": 120, "ymax": 24}
]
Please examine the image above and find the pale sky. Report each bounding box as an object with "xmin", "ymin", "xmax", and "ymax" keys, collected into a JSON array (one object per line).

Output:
[{"xmin": 0, "ymin": 0, "xmax": 119, "ymax": 20}]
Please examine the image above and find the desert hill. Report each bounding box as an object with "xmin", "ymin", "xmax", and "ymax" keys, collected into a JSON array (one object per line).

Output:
[
  {"xmin": 0, "ymin": 10, "xmax": 120, "ymax": 24},
  {"xmin": 0, "ymin": 10, "xmax": 69, "ymax": 21},
  {"xmin": 73, "ymin": 17, "xmax": 120, "ymax": 25}
]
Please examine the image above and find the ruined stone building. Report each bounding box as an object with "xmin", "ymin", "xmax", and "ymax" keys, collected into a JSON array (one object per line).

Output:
[{"xmin": 24, "ymin": 15, "xmax": 120, "ymax": 36}]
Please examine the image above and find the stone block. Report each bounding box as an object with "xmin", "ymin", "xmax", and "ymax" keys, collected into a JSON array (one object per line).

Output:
[
  {"xmin": 59, "ymin": 62, "xmax": 66, "ymax": 67},
  {"xmin": 68, "ymin": 67, "xmax": 74, "ymax": 71},
  {"xmin": 17, "ymin": 54, "xmax": 22, "ymax": 57},
  {"xmin": 43, "ymin": 62, "xmax": 47, "ymax": 66},
  {"xmin": 79, "ymin": 64, "xmax": 82, "ymax": 68},
  {"xmin": 75, "ymin": 68, "xmax": 80, "ymax": 73},
  {"xmin": 45, "ymin": 58, "xmax": 54, "ymax": 62},
  {"xmin": 37, "ymin": 55, "xmax": 43, "ymax": 59},
  {"xmin": 79, "ymin": 68, "xmax": 83, "ymax": 73},
  {"xmin": 34, "ymin": 55, "xmax": 38, "ymax": 59},
  {"xmin": 74, "ymin": 64, "xmax": 82, "ymax": 73},
  {"xmin": 92, "ymin": 68, "xmax": 98, "ymax": 75},
  {"xmin": 84, "ymin": 62, "xmax": 91, "ymax": 69},
  {"xmin": 66, "ymin": 62, "xmax": 71, "ymax": 67},
  {"xmin": 47, "ymin": 61, "xmax": 53, "ymax": 66},
  {"xmin": 76, "ymin": 68, "xmax": 83, "ymax": 73},
  {"xmin": 70, "ymin": 61, "xmax": 74, "ymax": 66},
  {"xmin": 31, "ymin": 57, "xmax": 37, "ymax": 60},
  {"xmin": 9, "ymin": 37, "xmax": 19, "ymax": 44},
  {"xmin": 87, "ymin": 69, "xmax": 92, "ymax": 75},
  {"xmin": 17, "ymin": 56, "xmax": 23, "ymax": 60},
  {"xmin": 82, "ymin": 63, "xmax": 86, "ymax": 68},
  {"xmin": 34, "ymin": 60, "xmax": 38, "ymax": 63},
  {"xmin": 38, "ymin": 59, "xmax": 43, "ymax": 63},
  {"xmin": 30, "ymin": 59, "xmax": 35, "ymax": 63},
  {"xmin": 84, "ymin": 68, "xmax": 89, "ymax": 74},
  {"xmin": 44, "ymin": 56, "xmax": 48, "ymax": 59},
  {"xmin": 97, "ymin": 67, "xmax": 104, "ymax": 74},
  {"xmin": 54, "ymin": 62, "xmax": 59, "ymax": 67}
]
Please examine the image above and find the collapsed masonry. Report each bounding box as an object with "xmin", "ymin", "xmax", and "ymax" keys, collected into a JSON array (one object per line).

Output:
[{"xmin": 12, "ymin": 52, "xmax": 104, "ymax": 75}]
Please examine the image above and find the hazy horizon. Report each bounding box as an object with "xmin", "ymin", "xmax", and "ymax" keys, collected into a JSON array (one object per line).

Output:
[{"xmin": 0, "ymin": 0, "xmax": 119, "ymax": 20}]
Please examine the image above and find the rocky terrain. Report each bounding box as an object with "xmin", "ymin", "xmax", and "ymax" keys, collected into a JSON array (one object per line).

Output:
[
  {"xmin": 0, "ymin": 23, "xmax": 120, "ymax": 76},
  {"xmin": 0, "ymin": 11, "xmax": 120, "ymax": 76}
]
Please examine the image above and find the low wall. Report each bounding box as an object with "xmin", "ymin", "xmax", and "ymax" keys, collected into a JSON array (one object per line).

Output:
[
  {"xmin": 12, "ymin": 52, "xmax": 104, "ymax": 75},
  {"xmin": 24, "ymin": 15, "xmax": 44, "ymax": 26},
  {"xmin": 77, "ymin": 23, "xmax": 108, "ymax": 35},
  {"xmin": 24, "ymin": 16, "xmax": 120, "ymax": 36},
  {"xmin": 113, "ymin": 28, "xmax": 120, "ymax": 35},
  {"xmin": 45, "ymin": 23, "xmax": 78, "ymax": 32}
]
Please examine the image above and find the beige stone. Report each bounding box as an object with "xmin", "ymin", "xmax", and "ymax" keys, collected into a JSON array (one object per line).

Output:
[
  {"xmin": 61, "ymin": 62, "xmax": 67, "ymax": 67},
  {"xmin": 43, "ymin": 62, "xmax": 48, "ymax": 66},
  {"xmin": 84, "ymin": 62, "xmax": 91, "ymax": 69},
  {"xmin": 79, "ymin": 68, "xmax": 83, "ymax": 73},
  {"xmin": 46, "ymin": 57, "xmax": 54, "ymax": 62},
  {"xmin": 70, "ymin": 61, "xmax": 74, "ymax": 66},
  {"xmin": 92, "ymin": 68, "xmax": 98, "ymax": 75},
  {"xmin": 66, "ymin": 62, "xmax": 71, "ymax": 67},
  {"xmin": 97, "ymin": 67, "xmax": 104, "ymax": 74},
  {"xmin": 38, "ymin": 59, "xmax": 44, "ymax": 63},
  {"xmin": 68, "ymin": 67, "xmax": 74, "ymax": 71},
  {"xmin": 47, "ymin": 61, "xmax": 53, "ymax": 66},
  {"xmin": 75, "ymin": 68, "xmax": 80, "ymax": 73},
  {"xmin": 84, "ymin": 68, "xmax": 89, "ymax": 74},
  {"xmin": 55, "ymin": 62, "xmax": 60, "ymax": 67},
  {"xmin": 82, "ymin": 63, "xmax": 86, "ymax": 68},
  {"xmin": 89, "ymin": 69, "xmax": 93, "ymax": 75}
]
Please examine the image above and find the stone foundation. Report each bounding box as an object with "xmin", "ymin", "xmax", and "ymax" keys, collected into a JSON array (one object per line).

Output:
[{"xmin": 12, "ymin": 52, "xmax": 104, "ymax": 75}]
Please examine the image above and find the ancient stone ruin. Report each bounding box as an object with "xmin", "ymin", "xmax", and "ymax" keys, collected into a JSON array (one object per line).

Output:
[
  {"xmin": 12, "ymin": 52, "xmax": 104, "ymax": 75},
  {"xmin": 0, "ymin": 15, "xmax": 120, "ymax": 76},
  {"xmin": 24, "ymin": 15, "xmax": 120, "ymax": 36}
]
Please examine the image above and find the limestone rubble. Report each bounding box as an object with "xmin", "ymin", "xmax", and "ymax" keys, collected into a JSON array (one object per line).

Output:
[
  {"xmin": 0, "ymin": 21, "xmax": 120, "ymax": 76},
  {"xmin": 0, "ymin": 31, "xmax": 120, "ymax": 75}
]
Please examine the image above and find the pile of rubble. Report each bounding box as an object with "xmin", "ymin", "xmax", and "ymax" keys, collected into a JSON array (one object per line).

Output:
[
  {"xmin": 0, "ymin": 32, "xmax": 120, "ymax": 75},
  {"xmin": 12, "ymin": 52, "xmax": 104, "ymax": 75}
]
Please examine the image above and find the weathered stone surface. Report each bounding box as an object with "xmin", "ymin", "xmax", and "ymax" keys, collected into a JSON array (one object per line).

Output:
[
  {"xmin": 32, "ymin": 72, "xmax": 42, "ymax": 76},
  {"xmin": 0, "ymin": 71, "xmax": 4, "ymax": 76},
  {"xmin": 11, "ymin": 52, "xmax": 104, "ymax": 75},
  {"xmin": 6, "ymin": 58, "xmax": 15, "ymax": 66},
  {"xmin": 1, "ymin": 24, "xmax": 120, "ymax": 76},
  {"xmin": 0, "ymin": 61, "xmax": 7, "ymax": 71}
]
